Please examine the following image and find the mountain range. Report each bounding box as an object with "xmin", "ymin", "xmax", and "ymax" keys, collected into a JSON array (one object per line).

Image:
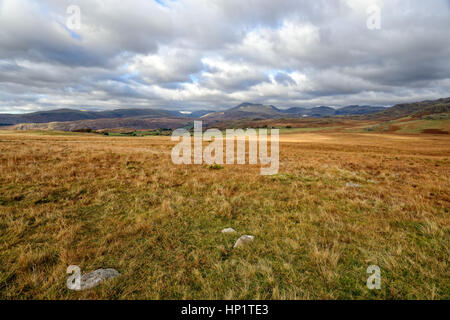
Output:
[
  {"xmin": 2, "ymin": 97, "xmax": 449, "ymax": 131},
  {"xmin": 199, "ymin": 103, "xmax": 386, "ymax": 121},
  {"xmin": 364, "ymin": 97, "xmax": 450, "ymax": 120},
  {"xmin": 0, "ymin": 103, "xmax": 384, "ymax": 126}
]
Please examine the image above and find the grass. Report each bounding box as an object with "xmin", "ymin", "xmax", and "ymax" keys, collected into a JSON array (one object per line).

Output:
[
  {"xmin": 277, "ymin": 126, "xmax": 343, "ymax": 134},
  {"xmin": 363, "ymin": 116, "xmax": 450, "ymax": 134},
  {"xmin": 0, "ymin": 130, "xmax": 91, "ymax": 136},
  {"xmin": 396, "ymin": 118, "xmax": 450, "ymax": 134},
  {"xmin": 0, "ymin": 131, "xmax": 449, "ymax": 299},
  {"xmin": 209, "ymin": 164, "xmax": 225, "ymax": 170},
  {"xmin": 106, "ymin": 130, "xmax": 173, "ymax": 137}
]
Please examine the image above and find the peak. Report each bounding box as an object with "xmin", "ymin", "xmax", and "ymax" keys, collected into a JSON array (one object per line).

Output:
[{"xmin": 237, "ymin": 102, "xmax": 261, "ymax": 107}]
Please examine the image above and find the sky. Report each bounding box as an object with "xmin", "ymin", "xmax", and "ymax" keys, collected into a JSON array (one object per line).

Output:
[{"xmin": 0, "ymin": 0, "xmax": 449, "ymax": 113}]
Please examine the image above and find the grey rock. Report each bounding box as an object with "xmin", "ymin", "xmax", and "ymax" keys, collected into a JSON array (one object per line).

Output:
[
  {"xmin": 67, "ymin": 268, "xmax": 120, "ymax": 291},
  {"xmin": 346, "ymin": 182, "xmax": 361, "ymax": 188},
  {"xmin": 80, "ymin": 268, "xmax": 120, "ymax": 290},
  {"xmin": 221, "ymin": 228, "xmax": 236, "ymax": 234},
  {"xmin": 233, "ymin": 235, "xmax": 255, "ymax": 248}
]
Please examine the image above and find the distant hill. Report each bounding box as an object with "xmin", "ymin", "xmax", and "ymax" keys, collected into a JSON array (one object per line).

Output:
[
  {"xmin": 308, "ymin": 106, "xmax": 336, "ymax": 117},
  {"xmin": 181, "ymin": 110, "xmax": 215, "ymax": 118},
  {"xmin": 335, "ymin": 105, "xmax": 385, "ymax": 116},
  {"xmin": 369, "ymin": 97, "xmax": 450, "ymax": 120},
  {"xmin": 201, "ymin": 103, "xmax": 385, "ymax": 121},
  {"xmin": 0, "ymin": 108, "xmax": 176, "ymax": 126},
  {"xmin": 201, "ymin": 103, "xmax": 282, "ymax": 121},
  {"xmin": 12, "ymin": 117, "xmax": 193, "ymax": 131},
  {"xmin": 281, "ymin": 106, "xmax": 336, "ymax": 117}
]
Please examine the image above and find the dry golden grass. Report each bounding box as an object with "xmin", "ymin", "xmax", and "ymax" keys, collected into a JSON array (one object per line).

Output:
[{"xmin": 0, "ymin": 130, "xmax": 449, "ymax": 299}]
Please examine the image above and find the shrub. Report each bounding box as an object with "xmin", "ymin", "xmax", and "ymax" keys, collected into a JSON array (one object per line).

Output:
[
  {"xmin": 209, "ymin": 164, "xmax": 224, "ymax": 170},
  {"xmin": 72, "ymin": 128, "xmax": 92, "ymax": 133}
]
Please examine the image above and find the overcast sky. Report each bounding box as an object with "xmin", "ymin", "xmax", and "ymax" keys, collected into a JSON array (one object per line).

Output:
[{"xmin": 0, "ymin": 0, "xmax": 449, "ymax": 113}]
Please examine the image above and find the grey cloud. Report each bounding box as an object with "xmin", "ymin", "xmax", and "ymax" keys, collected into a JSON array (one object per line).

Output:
[
  {"xmin": 274, "ymin": 72, "xmax": 295, "ymax": 86},
  {"xmin": 0, "ymin": 0, "xmax": 449, "ymax": 112}
]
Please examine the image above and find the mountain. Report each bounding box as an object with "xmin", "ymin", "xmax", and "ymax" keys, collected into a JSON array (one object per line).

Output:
[
  {"xmin": 200, "ymin": 103, "xmax": 282, "ymax": 121},
  {"xmin": 12, "ymin": 117, "xmax": 193, "ymax": 131},
  {"xmin": 201, "ymin": 103, "xmax": 384, "ymax": 121},
  {"xmin": 308, "ymin": 106, "xmax": 336, "ymax": 117},
  {"xmin": 227, "ymin": 103, "xmax": 281, "ymax": 115},
  {"xmin": 201, "ymin": 102, "xmax": 339, "ymax": 121},
  {"xmin": 0, "ymin": 108, "xmax": 176, "ymax": 126},
  {"xmin": 282, "ymin": 106, "xmax": 336, "ymax": 117},
  {"xmin": 335, "ymin": 105, "xmax": 385, "ymax": 116},
  {"xmin": 96, "ymin": 109, "xmax": 176, "ymax": 119},
  {"xmin": 180, "ymin": 110, "xmax": 215, "ymax": 118},
  {"xmin": 282, "ymin": 107, "xmax": 308, "ymax": 115}
]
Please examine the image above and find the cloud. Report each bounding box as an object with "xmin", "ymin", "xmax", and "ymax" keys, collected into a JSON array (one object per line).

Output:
[{"xmin": 0, "ymin": 0, "xmax": 449, "ymax": 112}]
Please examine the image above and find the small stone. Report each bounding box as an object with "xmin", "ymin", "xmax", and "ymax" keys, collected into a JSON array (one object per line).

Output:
[
  {"xmin": 233, "ymin": 235, "xmax": 255, "ymax": 248},
  {"xmin": 346, "ymin": 182, "xmax": 361, "ymax": 188},
  {"xmin": 69, "ymin": 268, "xmax": 120, "ymax": 291},
  {"xmin": 221, "ymin": 228, "xmax": 236, "ymax": 234}
]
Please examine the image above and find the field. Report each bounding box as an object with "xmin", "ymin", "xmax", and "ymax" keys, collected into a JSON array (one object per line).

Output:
[{"xmin": 0, "ymin": 129, "xmax": 449, "ymax": 299}]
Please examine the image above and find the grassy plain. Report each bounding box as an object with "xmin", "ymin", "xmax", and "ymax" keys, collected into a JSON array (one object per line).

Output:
[{"xmin": 0, "ymin": 129, "xmax": 448, "ymax": 299}]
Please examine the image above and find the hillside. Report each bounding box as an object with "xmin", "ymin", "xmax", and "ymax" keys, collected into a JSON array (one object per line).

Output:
[
  {"xmin": 201, "ymin": 103, "xmax": 386, "ymax": 121},
  {"xmin": 369, "ymin": 97, "xmax": 450, "ymax": 120},
  {"xmin": 0, "ymin": 108, "xmax": 177, "ymax": 126},
  {"xmin": 281, "ymin": 106, "xmax": 336, "ymax": 117},
  {"xmin": 200, "ymin": 103, "xmax": 282, "ymax": 121},
  {"xmin": 183, "ymin": 110, "xmax": 215, "ymax": 118},
  {"xmin": 12, "ymin": 117, "xmax": 192, "ymax": 131},
  {"xmin": 335, "ymin": 105, "xmax": 385, "ymax": 115}
]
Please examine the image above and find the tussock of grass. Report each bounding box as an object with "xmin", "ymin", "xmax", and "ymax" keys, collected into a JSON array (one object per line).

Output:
[
  {"xmin": 0, "ymin": 132, "xmax": 449, "ymax": 299},
  {"xmin": 209, "ymin": 164, "xmax": 225, "ymax": 170}
]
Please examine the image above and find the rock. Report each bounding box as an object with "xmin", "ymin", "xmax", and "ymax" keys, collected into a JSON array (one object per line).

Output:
[
  {"xmin": 80, "ymin": 268, "xmax": 120, "ymax": 290},
  {"xmin": 346, "ymin": 182, "xmax": 361, "ymax": 188},
  {"xmin": 233, "ymin": 235, "xmax": 255, "ymax": 248},
  {"xmin": 221, "ymin": 228, "xmax": 236, "ymax": 234},
  {"xmin": 68, "ymin": 267, "xmax": 120, "ymax": 291}
]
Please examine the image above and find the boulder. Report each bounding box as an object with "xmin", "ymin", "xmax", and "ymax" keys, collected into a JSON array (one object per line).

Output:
[
  {"xmin": 221, "ymin": 228, "xmax": 236, "ymax": 234},
  {"xmin": 346, "ymin": 182, "xmax": 361, "ymax": 188},
  {"xmin": 67, "ymin": 267, "xmax": 120, "ymax": 291},
  {"xmin": 233, "ymin": 235, "xmax": 255, "ymax": 248}
]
